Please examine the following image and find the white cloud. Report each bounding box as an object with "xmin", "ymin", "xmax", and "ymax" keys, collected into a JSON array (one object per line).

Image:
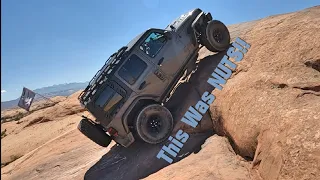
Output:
[{"xmin": 1, "ymin": 90, "xmax": 7, "ymax": 94}]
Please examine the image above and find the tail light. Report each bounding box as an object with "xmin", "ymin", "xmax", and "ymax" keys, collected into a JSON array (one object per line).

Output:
[{"xmin": 107, "ymin": 127, "xmax": 118, "ymax": 137}]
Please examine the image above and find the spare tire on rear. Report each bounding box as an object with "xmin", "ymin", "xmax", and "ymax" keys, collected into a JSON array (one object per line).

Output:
[{"xmin": 78, "ymin": 118, "xmax": 112, "ymax": 147}]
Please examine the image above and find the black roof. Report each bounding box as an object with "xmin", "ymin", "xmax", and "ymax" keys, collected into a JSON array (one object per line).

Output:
[{"xmin": 126, "ymin": 31, "xmax": 145, "ymax": 49}]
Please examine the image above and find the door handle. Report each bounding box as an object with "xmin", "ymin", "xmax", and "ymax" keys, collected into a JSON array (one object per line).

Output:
[
  {"xmin": 138, "ymin": 81, "xmax": 147, "ymax": 90},
  {"xmin": 158, "ymin": 57, "xmax": 164, "ymax": 66}
]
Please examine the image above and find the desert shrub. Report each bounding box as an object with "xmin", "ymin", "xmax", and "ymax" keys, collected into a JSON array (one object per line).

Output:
[
  {"xmin": 10, "ymin": 154, "xmax": 22, "ymax": 162},
  {"xmin": 1, "ymin": 154, "xmax": 22, "ymax": 167},
  {"xmin": 12, "ymin": 112, "xmax": 25, "ymax": 121},
  {"xmin": 1, "ymin": 129, "xmax": 7, "ymax": 139}
]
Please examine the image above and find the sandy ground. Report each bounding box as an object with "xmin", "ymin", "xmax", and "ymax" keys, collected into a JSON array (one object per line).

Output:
[{"xmin": 1, "ymin": 129, "xmax": 108, "ymax": 180}]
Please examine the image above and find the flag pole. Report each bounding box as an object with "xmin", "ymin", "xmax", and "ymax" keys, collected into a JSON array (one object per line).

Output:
[
  {"xmin": 34, "ymin": 92, "xmax": 58, "ymax": 104},
  {"xmin": 18, "ymin": 87, "xmax": 88, "ymax": 118},
  {"xmin": 34, "ymin": 92, "xmax": 88, "ymax": 118}
]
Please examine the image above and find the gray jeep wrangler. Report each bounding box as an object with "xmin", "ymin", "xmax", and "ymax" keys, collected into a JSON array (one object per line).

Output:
[{"xmin": 77, "ymin": 8, "xmax": 230, "ymax": 148}]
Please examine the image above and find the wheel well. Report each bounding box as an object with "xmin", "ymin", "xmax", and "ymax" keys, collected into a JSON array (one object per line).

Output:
[
  {"xmin": 192, "ymin": 12, "xmax": 213, "ymax": 45},
  {"xmin": 126, "ymin": 99, "xmax": 159, "ymax": 128}
]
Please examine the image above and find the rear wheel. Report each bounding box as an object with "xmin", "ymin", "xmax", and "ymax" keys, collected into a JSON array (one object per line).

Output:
[
  {"xmin": 78, "ymin": 118, "xmax": 112, "ymax": 147},
  {"xmin": 135, "ymin": 104, "xmax": 173, "ymax": 144},
  {"xmin": 202, "ymin": 20, "xmax": 230, "ymax": 52}
]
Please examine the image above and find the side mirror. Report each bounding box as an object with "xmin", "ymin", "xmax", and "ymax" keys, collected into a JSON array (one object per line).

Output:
[{"xmin": 164, "ymin": 31, "xmax": 172, "ymax": 40}]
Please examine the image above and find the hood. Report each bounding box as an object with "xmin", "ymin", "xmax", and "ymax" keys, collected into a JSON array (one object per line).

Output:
[{"xmin": 165, "ymin": 9, "xmax": 201, "ymax": 31}]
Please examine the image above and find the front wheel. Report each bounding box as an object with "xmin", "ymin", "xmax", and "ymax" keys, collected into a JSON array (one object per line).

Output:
[
  {"xmin": 135, "ymin": 104, "xmax": 173, "ymax": 144},
  {"xmin": 202, "ymin": 20, "xmax": 230, "ymax": 52}
]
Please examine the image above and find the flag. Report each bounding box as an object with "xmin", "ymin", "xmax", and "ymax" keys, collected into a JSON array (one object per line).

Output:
[{"xmin": 18, "ymin": 87, "xmax": 36, "ymax": 111}]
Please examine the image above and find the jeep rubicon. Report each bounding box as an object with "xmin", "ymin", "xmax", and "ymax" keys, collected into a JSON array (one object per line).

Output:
[{"xmin": 78, "ymin": 8, "xmax": 230, "ymax": 148}]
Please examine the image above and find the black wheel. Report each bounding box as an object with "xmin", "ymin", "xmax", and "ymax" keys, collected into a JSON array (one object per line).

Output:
[
  {"xmin": 77, "ymin": 118, "xmax": 112, "ymax": 147},
  {"xmin": 203, "ymin": 20, "xmax": 230, "ymax": 52},
  {"xmin": 135, "ymin": 104, "xmax": 173, "ymax": 144}
]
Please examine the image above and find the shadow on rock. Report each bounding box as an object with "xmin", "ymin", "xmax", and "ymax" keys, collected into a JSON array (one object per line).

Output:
[
  {"xmin": 166, "ymin": 49, "xmax": 227, "ymax": 134},
  {"xmin": 84, "ymin": 49, "xmax": 228, "ymax": 180},
  {"xmin": 84, "ymin": 132, "xmax": 213, "ymax": 180}
]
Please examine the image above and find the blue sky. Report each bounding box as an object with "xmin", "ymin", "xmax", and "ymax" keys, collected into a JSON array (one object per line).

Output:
[{"xmin": 1, "ymin": 0, "xmax": 319, "ymax": 101}]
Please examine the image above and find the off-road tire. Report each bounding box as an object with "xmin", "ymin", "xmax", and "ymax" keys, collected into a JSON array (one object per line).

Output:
[
  {"xmin": 78, "ymin": 118, "xmax": 112, "ymax": 147},
  {"xmin": 135, "ymin": 104, "xmax": 173, "ymax": 144},
  {"xmin": 202, "ymin": 20, "xmax": 230, "ymax": 52}
]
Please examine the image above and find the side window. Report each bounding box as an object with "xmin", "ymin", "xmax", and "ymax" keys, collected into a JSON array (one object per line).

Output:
[
  {"xmin": 118, "ymin": 54, "xmax": 147, "ymax": 85},
  {"xmin": 139, "ymin": 32, "xmax": 167, "ymax": 58}
]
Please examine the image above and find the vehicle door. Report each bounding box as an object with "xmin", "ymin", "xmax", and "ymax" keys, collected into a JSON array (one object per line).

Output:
[
  {"xmin": 115, "ymin": 51, "xmax": 169, "ymax": 99},
  {"xmin": 138, "ymin": 29, "xmax": 191, "ymax": 80}
]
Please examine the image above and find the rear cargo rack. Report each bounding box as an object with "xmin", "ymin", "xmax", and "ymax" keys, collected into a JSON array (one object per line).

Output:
[{"xmin": 78, "ymin": 46, "xmax": 128, "ymax": 105}]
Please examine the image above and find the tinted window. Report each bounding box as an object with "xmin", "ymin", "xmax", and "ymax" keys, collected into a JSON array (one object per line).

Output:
[
  {"xmin": 103, "ymin": 92, "xmax": 122, "ymax": 112},
  {"xmin": 95, "ymin": 86, "xmax": 123, "ymax": 112},
  {"xmin": 140, "ymin": 32, "xmax": 167, "ymax": 58},
  {"xmin": 118, "ymin": 54, "xmax": 147, "ymax": 85},
  {"xmin": 95, "ymin": 86, "xmax": 114, "ymax": 108}
]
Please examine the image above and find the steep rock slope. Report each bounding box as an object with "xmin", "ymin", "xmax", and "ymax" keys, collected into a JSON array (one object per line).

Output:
[
  {"xmin": 209, "ymin": 6, "xmax": 320, "ymax": 180},
  {"xmin": 144, "ymin": 135, "xmax": 254, "ymax": 180},
  {"xmin": 144, "ymin": 6, "xmax": 320, "ymax": 180},
  {"xmin": 1, "ymin": 91, "xmax": 87, "ymax": 165}
]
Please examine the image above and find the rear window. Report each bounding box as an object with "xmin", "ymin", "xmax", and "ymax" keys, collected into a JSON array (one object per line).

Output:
[
  {"xmin": 118, "ymin": 54, "xmax": 147, "ymax": 85},
  {"xmin": 95, "ymin": 86, "xmax": 115, "ymax": 108},
  {"xmin": 95, "ymin": 86, "xmax": 123, "ymax": 112}
]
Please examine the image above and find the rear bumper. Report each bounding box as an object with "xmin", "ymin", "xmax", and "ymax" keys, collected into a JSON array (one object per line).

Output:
[{"xmin": 113, "ymin": 132, "xmax": 135, "ymax": 147}]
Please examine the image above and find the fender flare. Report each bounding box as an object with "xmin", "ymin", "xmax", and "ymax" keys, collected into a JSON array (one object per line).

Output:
[{"xmin": 122, "ymin": 95, "xmax": 159, "ymax": 133}]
